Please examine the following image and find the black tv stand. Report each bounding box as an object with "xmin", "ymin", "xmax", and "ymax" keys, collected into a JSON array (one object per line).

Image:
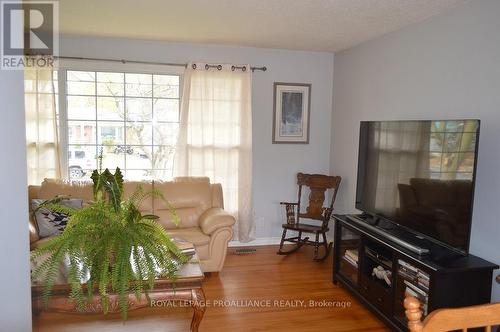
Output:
[{"xmin": 332, "ymin": 214, "xmax": 498, "ymax": 332}]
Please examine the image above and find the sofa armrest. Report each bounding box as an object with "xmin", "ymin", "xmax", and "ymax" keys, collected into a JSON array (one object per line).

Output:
[
  {"xmin": 30, "ymin": 235, "xmax": 57, "ymax": 251},
  {"xmin": 29, "ymin": 219, "xmax": 40, "ymax": 244},
  {"xmin": 199, "ymin": 208, "xmax": 235, "ymax": 235}
]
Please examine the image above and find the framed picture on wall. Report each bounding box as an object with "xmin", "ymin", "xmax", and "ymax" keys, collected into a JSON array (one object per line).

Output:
[{"xmin": 272, "ymin": 82, "xmax": 311, "ymax": 144}]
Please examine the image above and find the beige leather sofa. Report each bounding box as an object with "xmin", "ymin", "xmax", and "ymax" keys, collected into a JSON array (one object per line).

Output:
[{"xmin": 29, "ymin": 177, "xmax": 235, "ymax": 272}]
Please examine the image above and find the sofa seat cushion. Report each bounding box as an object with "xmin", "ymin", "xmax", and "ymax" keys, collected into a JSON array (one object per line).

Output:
[{"xmin": 167, "ymin": 227, "xmax": 211, "ymax": 246}]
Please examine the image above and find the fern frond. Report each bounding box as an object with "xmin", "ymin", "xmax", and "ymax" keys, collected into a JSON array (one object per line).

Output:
[
  {"xmin": 154, "ymin": 193, "xmax": 181, "ymax": 227},
  {"xmin": 37, "ymin": 203, "xmax": 79, "ymax": 217},
  {"xmin": 30, "ymin": 167, "xmax": 183, "ymax": 319}
]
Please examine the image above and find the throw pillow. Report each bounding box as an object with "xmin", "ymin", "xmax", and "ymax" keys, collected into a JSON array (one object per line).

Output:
[{"xmin": 32, "ymin": 198, "xmax": 83, "ymax": 238}]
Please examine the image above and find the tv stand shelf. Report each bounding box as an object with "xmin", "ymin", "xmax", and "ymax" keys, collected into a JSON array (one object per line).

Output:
[{"xmin": 332, "ymin": 214, "xmax": 498, "ymax": 332}]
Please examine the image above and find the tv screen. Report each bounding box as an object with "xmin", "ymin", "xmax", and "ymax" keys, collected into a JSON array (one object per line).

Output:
[{"xmin": 355, "ymin": 120, "xmax": 480, "ymax": 252}]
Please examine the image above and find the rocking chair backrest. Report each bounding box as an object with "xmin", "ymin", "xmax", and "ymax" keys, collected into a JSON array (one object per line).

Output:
[{"xmin": 296, "ymin": 173, "xmax": 341, "ymax": 226}]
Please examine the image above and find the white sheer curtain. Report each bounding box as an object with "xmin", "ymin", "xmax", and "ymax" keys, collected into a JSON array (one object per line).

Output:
[
  {"xmin": 174, "ymin": 63, "xmax": 254, "ymax": 242},
  {"xmin": 24, "ymin": 61, "xmax": 61, "ymax": 185},
  {"xmin": 363, "ymin": 122, "xmax": 431, "ymax": 214}
]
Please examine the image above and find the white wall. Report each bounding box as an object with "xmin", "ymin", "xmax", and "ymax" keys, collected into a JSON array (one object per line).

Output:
[
  {"xmin": 0, "ymin": 71, "xmax": 32, "ymax": 328},
  {"xmin": 60, "ymin": 35, "xmax": 335, "ymax": 240},
  {"xmin": 331, "ymin": 0, "xmax": 500, "ymax": 300}
]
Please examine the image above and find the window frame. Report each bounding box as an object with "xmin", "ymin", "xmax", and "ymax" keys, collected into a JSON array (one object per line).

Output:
[{"xmin": 56, "ymin": 59, "xmax": 184, "ymax": 180}]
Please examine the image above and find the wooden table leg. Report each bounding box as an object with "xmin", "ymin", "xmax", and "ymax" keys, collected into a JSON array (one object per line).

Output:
[{"xmin": 190, "ymin": 288, "xmax": 206, "ymax": 332}]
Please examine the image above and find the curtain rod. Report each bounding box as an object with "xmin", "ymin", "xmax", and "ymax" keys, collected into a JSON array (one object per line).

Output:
[{"xmin": 52, "ymin": 55, "xmax": 267, "ymax": 72}]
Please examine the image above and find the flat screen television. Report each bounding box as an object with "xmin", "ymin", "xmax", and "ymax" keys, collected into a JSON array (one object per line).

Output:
[{"xmin": 355, "ymin": 119, "xmax": 480, "ymax": 253}]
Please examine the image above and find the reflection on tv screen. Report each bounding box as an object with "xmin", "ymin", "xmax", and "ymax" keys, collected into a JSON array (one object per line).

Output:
[{"xmin": 356, "ymin": 120, "xmax": 479, "ymax": 251}]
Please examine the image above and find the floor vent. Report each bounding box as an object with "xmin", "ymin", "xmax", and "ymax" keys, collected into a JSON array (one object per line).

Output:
[{"xmin": 234, "ymin": 248, "xmax": 257, "ymax": 255}]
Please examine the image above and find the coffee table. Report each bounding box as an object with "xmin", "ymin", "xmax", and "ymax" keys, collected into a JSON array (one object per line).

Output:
[{"xmin": 31, "ymin": 253, "xmax": 206, "ymax": 332}]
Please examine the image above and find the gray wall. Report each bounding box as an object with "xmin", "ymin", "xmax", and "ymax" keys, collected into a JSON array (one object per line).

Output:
[
  {"xmin": 331, "ymin": 0, "xmax": 500, "ymax": 300},
  {"xmin": 60, "ymin": 35, "xmax": 335, "ymax": 241},
  {"xmin": 0, "ymin": 71, "xmax": 32, "ymax": 328}
]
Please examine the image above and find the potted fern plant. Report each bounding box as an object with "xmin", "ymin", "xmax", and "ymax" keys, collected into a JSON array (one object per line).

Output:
[{"xmin": 31, "ymin": 166, "xmax": 187, "ymax": 319}]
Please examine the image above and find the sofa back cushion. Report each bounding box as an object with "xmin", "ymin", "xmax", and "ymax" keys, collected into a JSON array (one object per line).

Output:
[
  {"xmin": 153, "ymin": 180, "xmax": 212, "ymax": 229},
  {"xmin": 38, "ymin": 179, "xmax": 93, "ymax": 203},
  {"xmin": 123, "ymin": 181, "xmax": 154, "ymax": 213},
  {"xmin": 31, "ymin": 177, "xmax": 215, "ymax": 233},
  {"xmin": 454, "ymin": 180, "xmax": 473, "ymax": 210},
  {"xmin": 37, "ymin": 180, "xmax": 154, "ymax": 211},
  {"xmin": 397, "ymin": 183, "xmax": 418, "ymax": 209},
  {"xmin": 409, "ymin": 178, "xmax": 473, "ymax": 209},
  {"xmin": 409, "ymin": 178, "xmax": 456, "ymax": 207}
]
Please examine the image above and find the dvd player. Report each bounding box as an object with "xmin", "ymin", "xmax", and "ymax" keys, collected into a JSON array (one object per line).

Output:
[{"xmin": 346, "ymin": 214, "xmax": 429, "ymax": 255}]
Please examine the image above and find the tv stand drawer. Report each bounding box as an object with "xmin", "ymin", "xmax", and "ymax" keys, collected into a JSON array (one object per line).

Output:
[{"xmin": 359, "ymin": 275, "xmax": 392, "ymax": 316}]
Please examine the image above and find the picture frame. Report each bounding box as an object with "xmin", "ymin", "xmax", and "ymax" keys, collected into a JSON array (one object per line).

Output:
[{"xmin": 272, "ymin": 82, "xmax": 311, "ymax": 144}]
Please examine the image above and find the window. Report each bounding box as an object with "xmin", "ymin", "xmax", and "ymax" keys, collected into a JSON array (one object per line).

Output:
[
  {"xmin": 60, "ymin": 69, "xmax": 181, "ymax": 181},
  {"xmin": 428, "ymin": 120, "xmax": 477, "ymax": 180}
]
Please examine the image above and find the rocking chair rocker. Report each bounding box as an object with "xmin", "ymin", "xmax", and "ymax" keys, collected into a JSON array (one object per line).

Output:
[{"xmin": 277, "ymin": 173, "xmax": 341, "ymax": 261}]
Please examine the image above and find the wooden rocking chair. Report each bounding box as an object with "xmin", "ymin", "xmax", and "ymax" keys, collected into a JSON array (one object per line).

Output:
[
  {"xmin": 404, "ymin": 295, "xmax": 500, "ymax": 332},
  {"xmin": 277, "ymin": 173, "xmax": 341, "ymax": 261}
]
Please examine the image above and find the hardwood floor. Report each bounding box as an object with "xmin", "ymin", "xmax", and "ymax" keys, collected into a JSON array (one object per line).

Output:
[{"xmin": 32, "ymin": 245, "xmax": 389, "ymax": 331}]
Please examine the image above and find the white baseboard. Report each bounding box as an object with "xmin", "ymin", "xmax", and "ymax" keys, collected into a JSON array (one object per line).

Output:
[
  {"xmin": 229, "ymin": 237, "xmax": 282, "ymax": 247},
  {"xmin": 229, "ymin": 235, "xmax": 334, "ymax": 247}
]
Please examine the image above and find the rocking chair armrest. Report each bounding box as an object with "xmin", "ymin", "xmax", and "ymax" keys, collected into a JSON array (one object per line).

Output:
[{"xmin": 281, "ymin": 202, "xmax": 298, "ymax": 224}]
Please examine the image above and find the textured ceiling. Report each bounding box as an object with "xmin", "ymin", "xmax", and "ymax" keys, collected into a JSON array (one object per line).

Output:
[{"xmin": 58, "ymin": 0, "xmax": 468, "ymax": 52}]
